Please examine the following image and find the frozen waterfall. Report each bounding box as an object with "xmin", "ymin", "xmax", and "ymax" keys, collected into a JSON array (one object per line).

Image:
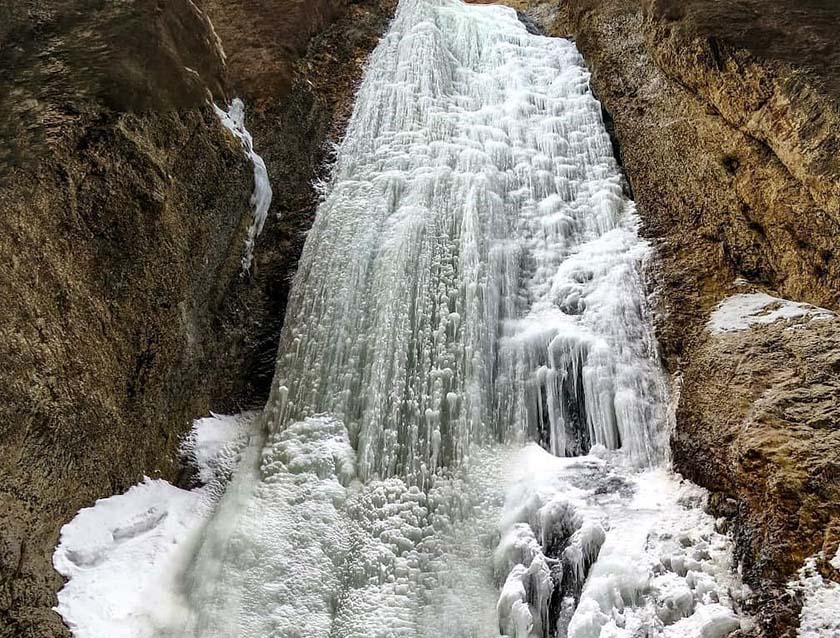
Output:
[
  {"xmin": 54, "ymin": 2, "xmax": 748, "ymax": 637},
  {"xmin": 265, "ymin": 0, "xmax": 664, "ymax": 481}
]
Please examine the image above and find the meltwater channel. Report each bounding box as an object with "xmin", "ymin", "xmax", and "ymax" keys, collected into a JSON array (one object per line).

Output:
[{"xmin": 64, "ymin": 1, "xmax": 750, "ymax": 637}]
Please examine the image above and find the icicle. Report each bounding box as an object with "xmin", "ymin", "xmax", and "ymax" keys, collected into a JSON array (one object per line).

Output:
[
  {"xmin": 155, "ymin": 3, "xmax": 746, "ymax": 638},
  {"xmin": 214, "ymin": 98, "xmax": 273, "ymax": 273}
]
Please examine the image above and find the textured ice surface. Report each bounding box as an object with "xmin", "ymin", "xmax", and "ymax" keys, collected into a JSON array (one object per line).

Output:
[
  {"xmin": 180, "ymin": 438, "xmax": 744, "ymax": 638},
  {"xmin": 498, "ymin": 447, "xmax": 745, "ymax": 638},
  {"xmin": 181, "ymin": 1, "xmax": 739, "ymax": 636},
  {"xmin": 707, "ymin": 292, "xmax": 834, "ymax": 334},
  {"xmin": 263, "ymin": 0, "xmax": 665, "ymax": 479},
  {"xmin": 214, "ymin": 98, "xmax": 273, "ymax": 272},
  {"xmin": 181, "ymin": 419, "xmax": 511, "ymax": 638},
  {"xmin": 52, "ymin": 413, "xmax": 254, "ymax": 638}
]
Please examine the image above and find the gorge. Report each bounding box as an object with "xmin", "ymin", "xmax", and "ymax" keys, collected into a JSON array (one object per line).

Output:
[{"xmin": 1, "ymin": 1, "xmax": 838, "ymax": 637}]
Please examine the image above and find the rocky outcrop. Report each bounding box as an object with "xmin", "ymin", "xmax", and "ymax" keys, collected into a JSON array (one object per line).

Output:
[
  {"xmin": 0, "ymin": 0, "xmax": 228, "ymax": 172},
  {"xmin": 676, "ymin": 295, "xmax": 840, "ymax": 635},
  {"xmin": 202, "ymin": 0, "xmax": 345, "ymax": 106},
  {"xmin": 488, "ymin": 0, "xmax": 840, "ymax": 635},
  {"xmin": 0, "ymin": 107, "xmax": 253, "ymax": 638},
  {"xmin": 0, "ymin": 5, "xmax": 247, "ymax": 636},
  {"xmin": 0, "ymin": 0, "xmax": 395, "ymax": 636},
  {"xmin": 200, "ymin": 0, "xmax": 398, "ymax": 406}
]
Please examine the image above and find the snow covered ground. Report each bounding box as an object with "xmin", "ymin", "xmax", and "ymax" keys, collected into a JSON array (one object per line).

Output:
[
  {"xmin": 54, "ymin": 427, "xmax": 754, "ymax": 638},
  {"xmin": 52, "ymin": 413, "xmax": 256, "ymax": 638},
  {"xmin": 788, "ymin": 552, "xmax": 840, "ymax": 638}
]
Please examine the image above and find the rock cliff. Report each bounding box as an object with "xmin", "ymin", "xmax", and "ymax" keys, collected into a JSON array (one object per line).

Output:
[{"xmin": 0, "ymin": 1, "xmax": 394, "ymax": 636}]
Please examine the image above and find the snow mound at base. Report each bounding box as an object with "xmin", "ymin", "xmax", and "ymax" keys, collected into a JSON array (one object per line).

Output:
[{"xmin": 52, "ymin": 413, "xmax": 254, "ymax": 638}]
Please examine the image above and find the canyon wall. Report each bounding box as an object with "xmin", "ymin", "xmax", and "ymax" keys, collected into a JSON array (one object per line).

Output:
[{"xmin": 0, "ymin": 1, "xmax": 394, "ymax": 636}]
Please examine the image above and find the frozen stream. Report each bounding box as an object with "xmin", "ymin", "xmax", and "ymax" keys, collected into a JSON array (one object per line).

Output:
[{"xmin": 54, "ymin": 1, "xmax": 749, "ymax": 637}]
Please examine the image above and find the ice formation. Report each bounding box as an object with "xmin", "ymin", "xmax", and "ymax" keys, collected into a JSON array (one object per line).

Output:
[
  {"xmin": 214, "ymin": 98, "xmax": 273, "ymax": 272},
  {"xmin": 56, "ymin": 1, "xmax": 759, "ymax": 637},
  {"xmin": 265, "ymin": 0, "xmax": 664, "ymax": 480},
  {"xmin": 788, "ymin": 553, "xmax": 840, "ymax": 638},
  {"xmin": 494, "ymin": 447, "xmax": 747, "ymax": 638},
  {"xmin": 176, "ymin": 1, "xmax": 742, "ymax": 636}
]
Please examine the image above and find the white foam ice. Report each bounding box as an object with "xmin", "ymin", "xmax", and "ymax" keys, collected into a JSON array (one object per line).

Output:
[
  {"xmin": 496, "ymin": 446, "xmax": 746, "ymax": 638},
  {"xmin": 707, "ymin": 292, "xmax": 834, "ymax": 334},
  {"xmin": 214, "ymin": 98, "xmax": 274, "ymax": 273},
  {"xmin": 178, "ymin": 441, "xmax": 745, "ymax": 638},
  {"xmin": 788, "ymin": 553, "xmax": 840, "ymax": 638}
]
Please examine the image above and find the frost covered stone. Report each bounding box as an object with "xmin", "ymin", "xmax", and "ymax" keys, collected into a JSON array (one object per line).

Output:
[{"xmin": 707, "ymin": 292, "xmax": 834, "ymax": 334}]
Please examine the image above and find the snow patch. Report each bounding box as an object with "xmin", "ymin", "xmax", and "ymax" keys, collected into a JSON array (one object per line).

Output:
[
  {"xmin": 53, "ymin": 413, "xmax": 255, "ymax": 638},
  {"xmin": 214, "ymin": 98, "xmax": 273, "ymax": 273},
  {"xmin": 788, "ymin": 553, "xmax": 840, "ymax": 638},
  {"xmin": 707, "ymin": 292, "xmax": 833, "ymax": 334},
  {"xmin": 53, "ymin": 479, "xmax": 206, "ymax": 637},
  {"xmin": 183, "ymin": 412, "xmax": 254, "ymax": 487},
  {"xmin": 831, "ymin": 547, "xmax": 840, "ymax": 572}
]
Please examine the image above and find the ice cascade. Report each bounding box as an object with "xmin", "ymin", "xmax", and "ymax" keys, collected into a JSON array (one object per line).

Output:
[
  {"xmin": 160, "ymin": 2, "xmax": 745, "ymax": 637},
  {"xmin": 264, "ymin": 0, "xmax": 664, "ymax": 481},
  {"xmin": 214, "ymin": 98, "xmax": 273, "ymax": 272}
]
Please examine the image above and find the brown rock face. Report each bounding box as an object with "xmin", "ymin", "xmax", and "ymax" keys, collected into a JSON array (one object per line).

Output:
[
  {"xmin": 202, "ymin": 0, "xmax": 348, "ymax": 106},
  {"xmin": 0, "ymin": 2, "xmax": 250, "ymax": 634},
  {"xmin": 202, "ymin": 0, "xmax": 398, "ymax": 407},
  {"xmin": 0, "ymin": 0, "xmax": 228, "ymax": 173},
  {"xmin": 0, "ymin": 0, "xmax": 395, "ymax": 636},
  {"xmin": 676, "ymin": 308, "xmax": 840, "ymax": 635},
  {"xmin": 0, "ymin": 108, "xmax": 252, "ymax": 637},
  {"xmin": 484, "ymin": 0, "xmax": 840, "ymax": 635}
]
